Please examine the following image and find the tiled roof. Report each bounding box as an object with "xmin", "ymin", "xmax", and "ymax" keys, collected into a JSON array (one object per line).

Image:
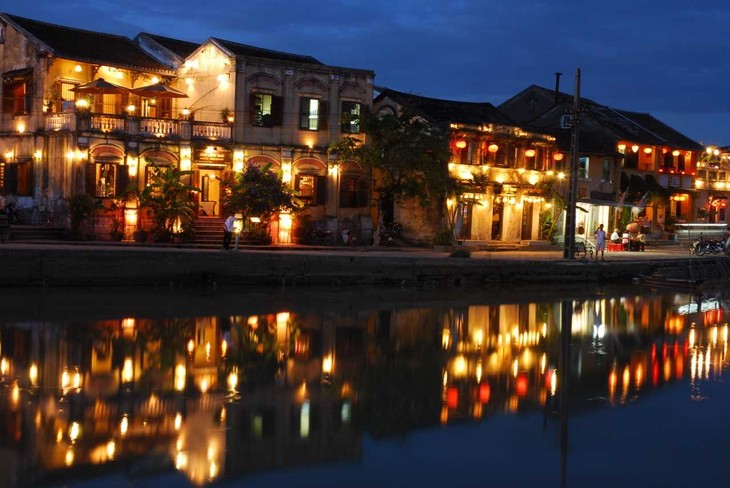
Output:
[
  {"xmin": 3, "ymin": 13, "xmax": 172, "ymax": 73},
  {"xmin": 211, "ymin": 38, "xmax": 323, "ymax": 65},
  {"xmin": 138, "ymin": 33, "xmax": 199, "ymax": 59},
  {"xmin": 376, "ymin": 88, "xmax": 516, "ymax": 127}
]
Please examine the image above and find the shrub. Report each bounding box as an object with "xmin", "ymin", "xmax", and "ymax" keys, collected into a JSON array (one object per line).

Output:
[
  {"xmin": 449, "ymin": 248, "xmax": 471, "ymax": 258},
  {"xmin": 433, "ymin": 227, "xmax": 455, "ymax": 246}
]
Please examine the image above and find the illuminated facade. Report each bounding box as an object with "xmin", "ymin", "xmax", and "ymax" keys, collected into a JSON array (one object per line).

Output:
[
  {"xmin": 373, "ymin": 88, "xmax": 561, "ymax": 244},
  {"xmin": 0, "ymin": 14, "xmax": 373, "ymax": 243}
]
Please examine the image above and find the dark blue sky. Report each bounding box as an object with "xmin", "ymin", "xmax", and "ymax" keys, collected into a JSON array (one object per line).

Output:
[{"xmin": 7, "ymin": 0, "xmax": 730, "ymax": 145}]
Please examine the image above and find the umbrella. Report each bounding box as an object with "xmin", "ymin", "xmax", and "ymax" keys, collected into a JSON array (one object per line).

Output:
[
  {"xmin": 70, "ymin": 78, "xmax": 130, "ymax": 95},
  {"xmin": 130, "ymin": 82, "xmax": 188, "ymax": 98}
]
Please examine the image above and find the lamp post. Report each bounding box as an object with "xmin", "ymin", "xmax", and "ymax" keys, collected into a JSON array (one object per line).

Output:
[{"xmin": 563, "ymin": 69, "xmax": 581, "ymax": 259}]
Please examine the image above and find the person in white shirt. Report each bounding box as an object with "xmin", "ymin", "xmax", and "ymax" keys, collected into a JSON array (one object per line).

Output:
[
  {"xmin": 223, "ymin": 214, "xmax": 235, "ymax": 250},
  {"xmin": 610, "ymin": 229, "xmax": 621, "ymax": 243}
]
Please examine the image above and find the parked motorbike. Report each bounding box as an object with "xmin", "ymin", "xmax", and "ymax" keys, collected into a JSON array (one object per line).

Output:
[
  {"xmin": 691, "ymin": 234, "xmax": 726, "ymax": 256},
  {"xmin": 379, "ymin": 222, "xmax": 403, "ymax": 246},
  {"xmin": 307, "ymin": 227, "xmax": 333, "ymax": 245}
]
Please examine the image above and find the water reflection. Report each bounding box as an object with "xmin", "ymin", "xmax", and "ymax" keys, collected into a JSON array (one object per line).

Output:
[{"xmin": 0, "ymin": 285, "xmax": 728, "ymax": 487}]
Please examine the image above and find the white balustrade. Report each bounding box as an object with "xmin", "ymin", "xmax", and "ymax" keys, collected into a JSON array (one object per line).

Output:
[{"xmin": 44, "ymin": 113, "xmax": 76, "ymax": 131}]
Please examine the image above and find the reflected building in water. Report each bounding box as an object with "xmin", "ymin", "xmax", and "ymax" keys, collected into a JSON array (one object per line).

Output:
[{"xmin": 0, "ymin": 289, "xmax": 728, "ymax": 486}]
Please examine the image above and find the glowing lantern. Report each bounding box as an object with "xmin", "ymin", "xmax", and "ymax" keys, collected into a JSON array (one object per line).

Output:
[
  {"xmin": 631, "ymin": 145, "xmax": 639, "ymax": 153},
  {"xmin": 446, "ymin": 387, "xmax": 459, "ymax": 409},
  {"xmin": 553, "ymin": 152, "xmax": 564, "ymax": 161},
  {"xmin": 643, "ymin": 147, "xmax": 653, "ymax": 154},
  {"xmin": 455, "ymin": 140, "xmax": 467, "ymax": 149},
  {"xmin": 516, "ymin": 373, "xmax": 528, "ymax": 397},
  {"xmin": 672, "ymin": 150, "xmax": 680, "ymax": 157},
  {"xmin": 478, "ymin": 383, "xmax": 491, "ymax": 404},
  {"xmin": 488, "ymin": 143, "xmax": 499, "ymax": 153},
  {"xmin": 524, "ymin": 149, "xmax": 536, "ymax": 158}
]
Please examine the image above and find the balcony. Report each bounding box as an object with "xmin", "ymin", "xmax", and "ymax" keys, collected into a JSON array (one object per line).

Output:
[
  {"xmin": 192, "ymin": 122, "xmax": 231, "ymax": 141},
  {"xmin": 44, "ymin": 113, "xmax": 76, "ymax": 132}
]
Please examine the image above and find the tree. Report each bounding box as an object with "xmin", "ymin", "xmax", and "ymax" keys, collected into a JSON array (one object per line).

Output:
[
  {"xmin": 136, "ymin": 161, "xmax": 199, "ymax": 241},
  {"xmin": 330, "ymin": 107, "xmax": 452, "ymax": 244},
  {"xmin": 221, "ymin": 164, "xmax": 300, "ymax": 242}
]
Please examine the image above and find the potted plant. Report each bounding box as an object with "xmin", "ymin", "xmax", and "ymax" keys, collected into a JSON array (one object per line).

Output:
[
  {"xmin": 432, "ymin": 227, "xmax": 456, "ymax": 252},
  {"xmin": 133, "ymin": 228, "xmax": 149, "ymax": 243},
  {"xmin": 220, "ymin": 107, "xmax": 233, "ymax": 124},
  {"xmin": 66, "ymin": 193, "xmax": 96, "ymax": 240}
]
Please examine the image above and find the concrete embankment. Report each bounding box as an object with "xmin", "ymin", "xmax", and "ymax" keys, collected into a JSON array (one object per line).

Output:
[{"xmin": 1, "ymin": 245, "xmax": 726, "ymax": 288}]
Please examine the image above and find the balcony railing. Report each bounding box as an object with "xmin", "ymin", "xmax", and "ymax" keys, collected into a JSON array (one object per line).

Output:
[
  {"xmin": 44, "ymin": 113, "xmax": 76, "ymax": 131},
  {"xmin": 44, "ymin": 112, "xmax": 231, "ymax": 142},
  {"xmin": 192, "ymin": 122, "xmax": 232, "ymax": 141}
]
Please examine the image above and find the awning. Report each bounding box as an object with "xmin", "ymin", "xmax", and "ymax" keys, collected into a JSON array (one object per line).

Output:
[
  {"xmin": 2, "ymin": 67, "xmax": 32, "ymax": 83},
  {"xmin": 577, "ymin": 198, "xmax": 621, "ymax": 208}
]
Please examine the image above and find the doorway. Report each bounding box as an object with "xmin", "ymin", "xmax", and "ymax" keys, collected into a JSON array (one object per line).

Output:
[
  {"xmin": 521, "ymin": 201, "xmax": 534, "ymax": 240},
  {"xmin": 491, "ymin": 200, "xmax": 503, "ymax": 240},
  {"xmin": 198, "ymin": 169, "xmax": 221, "ymax": 217}
]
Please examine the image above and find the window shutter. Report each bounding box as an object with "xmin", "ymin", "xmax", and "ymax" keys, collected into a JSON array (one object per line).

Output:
[
  {"xmin": 5, "ymin": 164, "xmax": 17, "ymax": 194},
  {"xmin": 1, "ymin": 86, "xmax": 13, "ymax": 114},
  {"xmin": 299, "ymin": 98, "xmax": 308, "ymax": 129},
  {"xmin": 116, "ymin": 165, "xmax": 130, "ymax": 196},
  {"xmin": 249, "ymin": 93, "xmax": 256, "ymax": 125},
  {"xmin": 271, "ymin": 96, "xmax": 283, "ymax": 126},
  {"xmin": 23, "ymin": 81, "xmax": 32, "ymax": 114},
  {"xmin": 316, "ymin": 175, "xmax": 327, "ymax": 205},
  {"xmin": 318, "ymin": 100, "xmax": 328, "ymax": 130},
  {"xmin": 86, "ymin": 163, "xmax": 97, "ymax": 196}
]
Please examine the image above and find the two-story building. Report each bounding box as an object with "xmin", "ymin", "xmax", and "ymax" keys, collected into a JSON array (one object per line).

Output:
[
  {"xmin": 0, "ymin": 13, "xmax": 374, "ymax": 243},
  {"xmin": 500, "ymin": 83, "xmax": 703, "ymax": 241},
  {"xmin": 373, "ymin": 88, "xmax": 561, "ymax": 245}
]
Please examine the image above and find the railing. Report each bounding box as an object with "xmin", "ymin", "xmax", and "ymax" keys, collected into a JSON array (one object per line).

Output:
[
  {"xmin": 138, "ymin": 117, "xmax": 181, "ymax": 138},
  {"xmin": 44, "ymin": 113, "xmax": 76, "ymax": 131},
  {"xmin": 674, "ymin": 223, "xmax": 728, "ymax": 240},
  {"xmin": 90, "ymin": 114, "xmax": 126, "ymax": 133},
  {"xmin": 192, "ymin": 122, "xmax": 232, "ymax": 141}
]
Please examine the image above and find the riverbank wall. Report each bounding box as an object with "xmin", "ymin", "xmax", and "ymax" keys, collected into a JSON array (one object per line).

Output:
[{"xmin": 1, "ymin": 247, "xmax": 727, "ymax": 288}]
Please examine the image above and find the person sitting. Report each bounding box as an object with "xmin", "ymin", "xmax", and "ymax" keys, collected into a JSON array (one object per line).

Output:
[
  {"xmin": 635, "ymin": 232, "xmax": 646, "ymax": 251},
  {"xmin": 341, "ymin": 229, "xmax": 356, "ymax": 245},
  {"xmin": 622, "ymin": 232, "xmax": 630, "ymax": 251},
  {"xmin": 610, "ymin": 229, "xmax": 621, "ymax": 243}
]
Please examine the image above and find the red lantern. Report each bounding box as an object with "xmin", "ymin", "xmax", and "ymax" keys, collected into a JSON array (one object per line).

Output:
[
  {"xmin": 446, "ymin": 387, "xmax": 459, "ymax": 409},
  {"xmin": 478, "ymin": 383, "xmax": 491, "ymax": 404},
  {"xmin": 455, "ymin": 140, "xmax": 467, "ymax": 149},
  {"xmin": 516, "ymin": 373, "xmax": 528, "ymax": 397}
]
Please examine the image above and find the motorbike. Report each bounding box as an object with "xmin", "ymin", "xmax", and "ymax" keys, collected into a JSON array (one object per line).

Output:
[
  {"xmin": 379, "ymin": 222, "xmax": 403, "ymax": 246},
  {"xmin": 691, "ymin": 234, "xmax": 726, "ymax": 256}
]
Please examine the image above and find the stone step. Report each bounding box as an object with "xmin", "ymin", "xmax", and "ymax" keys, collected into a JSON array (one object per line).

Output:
[{"xmin": 7, "ymin": 225, "xmax": 66, "ymax": 241}]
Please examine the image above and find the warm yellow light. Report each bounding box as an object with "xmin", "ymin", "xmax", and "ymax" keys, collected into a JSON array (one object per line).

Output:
[
  {"xmin": 631, "ymin": 145, "xmax": 639, "ymax": 153},
  {"xmin": 672, "ymin": 150, "xmax": 680, "ymax": 157},
  {"xmin": 227, "ymin": 370, "xmax": 238, "ymax": 391},
  {"xmin": 250, "ymin": 216, "xmax": 261, "ymax": 223},
  {"xmin": 557, "ymin": 172, "xmax": 565, "ymax": 180},
  {"xmin": 76, "ymin": 99, "xmax": 89, "ymax": 109},
  {"xmin": 0, "ymin": 357, "xmax": 7, "ymax": 375},
  {"xmin": 106, "ymin": 440, "xmax": 116, "ymax": 460},
  {"xmin": 120, "ymin": 415, "xmax": 128, "ymax": 436},
  {"xmin": 187, "ymin": 339, "xmax": 195, "ymax": 354},
  {"xmin": 182, "ymin": 108, "xmax": 191, "ymax": 116},
  {"xmin": 453, "ymin": 355, "xmax": 468, "ymax": 378},
  {"xmin": 525, "ymin": 149, "xmax": 536, "ymax": 157},
  {"xmin": 73, "ymin": 370, "xmax": 81, "ymax": 389},
  {"xmin": 122, "ymin": 358, "xmax": 133, "ymax": 383},
  {"xmin": 185, "ymin": 77, "xmax": 194, "ymax": 85},
  {"xmin": 126, "ymin": 104, "xmax": 136, "ymax": 114},
  {"xmin": 488, "ymin": 143, "xmax": 499, "ymax": 153},
  {"xmin": 11, "ymin": 381, "xmax": 19, "ymax": 406},
  {"xmin": 322, "ymin": 354, "xmax": 334, "ymax": 375},
  {"xmin": 4, "ymin": 150, "xmax": 14, "ymax": 160},
  {"xmin": 65, "ymin": 447, "xmax": 75, "ymax": 467},
  {"xmin": 200, "ymin": 377, "xmax": 210, "ymax": 393},
  {"xmin": 442, "ymin": 328, "xmax": 451, "ymax": 349},
  {"xmin": 16, "ymin": 121, "xmax": 25, "ymax": 133},
  {"xmin": 474, "ymin": 329, "xmax": 484, "ymax": 347},
  {"xmin": 528, "ymin": 173, "xmax": 539, "ymax": 185},
  {"xmin": 115, "ymin": 71, "xmax": 123, "ymax": 80},
  {"xmin": 29, "ymin": 363, "xmax": 38, "ymax": 385},
  {"xmin": 553, "ymin": 152, "xmax": 564, "ymax": 161},
  {"xmin": 174, "ymin": 364, "xmax": 186, "ymax": 391},
  {"xmin": 455, "ymin": 139, "xmax": 467, "ymax": 149},
  {"xmin": 74, "ymin": 64, "xmax": 82, "ymax": 73},
  {"xmin": 205, "ymin": 341, "xmax": 211, "ymax": 360},
  {"xmin": 174, "ymin": 412, "xmax": 183, "ymax": 431},
  {"xmin": 643, "ymin": 147, "xmax": 653, "ymax": 154},
  {"xmin": 151, "ymin": 76, "xmax": 160, "ymax": 84},
  {"xmin": 617, "ymin": 144, "xmax": 626, "ymax": 151},
  {"xmin": 61, "ymin": 369, "xmax": 70, "ymax": 389},
  {"xmin": 69, "ymin": 422, "xmax": 80, "ymax": 442},
  {"xmin": 33, "ymin": 149, "xmax": 42, "ymax": 160}
]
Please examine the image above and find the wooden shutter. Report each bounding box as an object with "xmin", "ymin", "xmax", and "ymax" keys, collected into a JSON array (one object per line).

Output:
[
  {"xmin": 115, "ymin": 165, "xmax": 130, "ymax": 196},
  {"xmin": 248, "ymin": 93, "xmax": 257, "ymax": 125},
  {"xmin": 1, "ymin": 82, "xmax": 13, "ymax": 114},
  {"xmin": 318, "ymin": 100, "xmax": 328, "ymax": 131},
  {"xmin": 316, "ymin": 175, "xmax": 327, "ymax": 205},
  {"xmin": 271, "ymin": 96, "xmax": 283, "ymax": 126},
  {"xmin": 5, "ymin": 163, "xmax": 17, "ymax": 194},
  {"xmin": 86, "ymin": 163, "xmax": 97, "ymax": 196}
]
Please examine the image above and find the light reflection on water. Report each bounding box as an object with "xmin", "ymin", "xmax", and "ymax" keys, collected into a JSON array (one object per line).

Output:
[{"xmin": 0, "ymin": 284, "xmax": 728, "ymax": 487}]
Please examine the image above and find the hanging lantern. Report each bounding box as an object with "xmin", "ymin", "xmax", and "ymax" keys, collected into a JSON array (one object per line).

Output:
[
  {"xmin": 617, "ymin": 143, "xmax": 626, "ymax": 151},
  {"xmin": 553, "ymin": 152, "xmax": 564, "ymax": 161},
  {"xmin": 455, "ymin": 140, "xmax": 467, "ymax": 149},
  {"xmin": 488, "ymin": 143, "xmax": 499, "ymax": 153},
  {"xmin": 643, "ymin": 147, "xmax": 653, "ymax": 154},
  {"xmin": 631, "ymin": 145, "xmax": 640, "ymax": 153},
  {"xmin": 672, "ymin": 150, "xmax": 680, "ymax": 157},
  {"xmin": 525, "ymin": 149, "xmax": 536, "ymax": 158}
]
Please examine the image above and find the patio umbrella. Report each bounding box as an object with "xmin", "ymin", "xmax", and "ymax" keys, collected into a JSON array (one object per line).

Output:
[
  {"xmin": 130, "ymin": 82, "xmax": 188, "ymax": 98},
  {"xmin": 70, "ymin": 78, "xmax": 130, "ymax": 95}
]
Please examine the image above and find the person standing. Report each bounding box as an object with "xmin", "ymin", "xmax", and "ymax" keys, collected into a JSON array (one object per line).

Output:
[
  {"xmin": 223, "ymin": 214, "xmax": 235, "ymax": 250},
  {"xmin": 594, "ymin": 223, "xmax": 606, "ymax": 261}
]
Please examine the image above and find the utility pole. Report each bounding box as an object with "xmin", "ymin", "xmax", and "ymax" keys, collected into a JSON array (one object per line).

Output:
[{"xmin": 562, "ymin": 68, "xmax": 581, "ymax": 259}]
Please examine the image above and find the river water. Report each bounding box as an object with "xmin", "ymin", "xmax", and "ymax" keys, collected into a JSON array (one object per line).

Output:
[{"xmin": 0, "ymin": 282, "xmax": 728, "ymax": 487}]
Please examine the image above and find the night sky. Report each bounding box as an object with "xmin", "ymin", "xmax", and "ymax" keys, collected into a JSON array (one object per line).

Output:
[{"xmin": 6, "ymin": 0, "xmax": 730, "ymax": 145}]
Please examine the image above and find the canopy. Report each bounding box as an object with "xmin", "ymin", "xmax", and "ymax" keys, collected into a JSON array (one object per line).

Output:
[
  {"xmin": 70, "ymin": 78, "xmax": 129, "ymax": 95},
  {"xmin": 131, "ymin": 82, "xmax": 188, "ymax": 98}
]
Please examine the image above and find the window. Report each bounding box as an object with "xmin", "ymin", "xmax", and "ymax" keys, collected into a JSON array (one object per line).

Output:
[
  {"xmin": 250, "ymin": 93, "xmax": 283, "ymax": 127},
  {"xmin": 2, "ymin": 71, "xmax": 32, "ymax": 115},
  {"xmin": 340, "ymin": 101, "xmax": 361, "ymax": 133},
  {"xmin": 88, "ymin": 162, "xmax": 128, "ymax": 198},
  {"xmin": 2, "ymin": 161, "xmax": 32, "ymax": 196},
  {"xmin": 602, "ymin": 158, "xmax": 611, "ymax": 181},
  {"xmin": 339, "ymin": 173, "xmax": 368, "ymax": 208},
  {"xmin": 295, "ymin": 173, "xmax": 327, "ymax": 205},
  {"xmin": 578, "ymin": 157, "xmax": 589, "ymax": 179},
  {"xmin": 299, "ymin": 97, "xmax": 327, "ymax": 131}
]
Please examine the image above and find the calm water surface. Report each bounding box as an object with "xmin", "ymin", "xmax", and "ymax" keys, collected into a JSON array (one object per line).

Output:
[{"xmin": 0, "ymin": 283, "xmax": 728, "ymax": 487}]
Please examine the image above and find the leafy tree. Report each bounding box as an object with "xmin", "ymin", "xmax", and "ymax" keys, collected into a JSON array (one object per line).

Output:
[
  {"xmin": 136, "ymin": 161, "xmax": 199, "ymax": 240},
  {"xmin": 221, "ymin": 164, "xmax": 300, "ymax": 242},
  {"xmin": 67, "ymin": 192, "xmax": 97, "ymax": 239},
  {"xmin": 330, "ymin": 107, "xmax": 453, "ymax": 244}
]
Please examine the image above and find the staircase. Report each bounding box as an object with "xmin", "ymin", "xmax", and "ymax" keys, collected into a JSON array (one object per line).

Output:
[
  {"xmin": 7, "ymin": 225, "xmax": 66, "ymax": 242},
  {"xmin": 191, "ymin": 217, "xmax": 224, "ymax": 249}
]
